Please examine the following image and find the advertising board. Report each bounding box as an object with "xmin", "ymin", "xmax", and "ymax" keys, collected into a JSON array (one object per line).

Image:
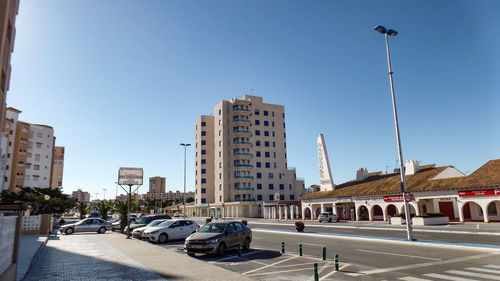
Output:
[
  {"xmin": 458, "ymin": 188, "xmax": 500, "ymax": 197},
  {"xmin": 118, "ymin": 167, "xmax": 143, "ymax": 185}
]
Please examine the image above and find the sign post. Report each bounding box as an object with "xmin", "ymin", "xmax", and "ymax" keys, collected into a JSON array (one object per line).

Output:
[{"xmin": 118, "ymin": 167, "xmax": 143, "ymax": 239}]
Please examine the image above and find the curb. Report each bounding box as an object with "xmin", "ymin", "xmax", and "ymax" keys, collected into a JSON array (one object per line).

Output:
[{"xmin": 19, "ymin": 234, "xmax": 50, "ymax": 281}]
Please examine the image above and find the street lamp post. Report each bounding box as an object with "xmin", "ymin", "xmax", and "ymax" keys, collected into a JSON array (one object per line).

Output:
[
  {"xmin": 103, "ymin": 188, "xmax": 107, "ymax": 201},
  {"xmin": 180, "ymin": 143, "xmax": 191, "ymax": 218},
  {"xmin": 374, "ymin": 25, "xmax": 414, "ymax": 241}
]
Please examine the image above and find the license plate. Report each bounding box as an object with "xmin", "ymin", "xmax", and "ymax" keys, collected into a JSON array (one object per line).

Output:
[{"xmin": 190, "ymin": 245, "xmax": 203, "ymax": 249}]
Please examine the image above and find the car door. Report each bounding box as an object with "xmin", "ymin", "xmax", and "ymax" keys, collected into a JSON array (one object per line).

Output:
[
  {"xmin": 75, "ymin": 219, "xmax": 92, "ymax": 232},
  {"xmin": 224, "ymin": 223, "xmax": 237, "ymax": 248},
  {"xmin": 233, "ymin": 222, "xmax": 246, "ymax": 246},
  {"xmin": 167, "ymin": 221, "xmax": 182, "ymax": 239}
]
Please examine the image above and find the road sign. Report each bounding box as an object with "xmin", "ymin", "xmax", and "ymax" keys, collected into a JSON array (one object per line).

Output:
[{"xmin": 404, "ymin": 192, "xmax": 412, "ymax": 202}]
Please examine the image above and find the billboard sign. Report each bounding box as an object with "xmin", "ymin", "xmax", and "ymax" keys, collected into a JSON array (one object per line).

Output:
[
  {"xmin": 118, "ymin": 167, "xmax": 143, "ymax": 185},
  {"xmin": 458, "ymin": 188, "xmax": 500, "ymax": 197},
  {"xmin": 383, "ymin": 194, "xmax": 414, "ymax": 202}
]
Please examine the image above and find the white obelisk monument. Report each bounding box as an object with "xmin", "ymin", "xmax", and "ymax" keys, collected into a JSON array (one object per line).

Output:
[{"xmin": 318, "ymin": 134, "xmax": 335, "ymax": 191}]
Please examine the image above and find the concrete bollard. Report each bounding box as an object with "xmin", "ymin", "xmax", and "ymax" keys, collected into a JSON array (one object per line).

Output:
[
  {"xmin": 334, "ymin": 253, "xmax": 339, "ymax": 271},
  {"xmin": 299, "ymin": 243, "xmax": 303, "ymax": 256},
  {"xmin": 322, "ymin": 246, "xmax": 326, "ymax": 260},
  {"xmin": 314, "ymin": 263, "xmax": 319, "ymax": 281}
]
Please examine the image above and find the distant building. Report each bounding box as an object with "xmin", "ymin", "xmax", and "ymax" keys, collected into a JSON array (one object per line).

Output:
[
  {"xmin": 4, "ymin": 108, "xmax": 57, "ymax": 191},
  {"xmin": 72, "ymin": 189, "xmax": 90, "ymax": 202},
  {"xmin": 116, "ymin": 193, "xmax": 141, "ymax": 201},
  {"xmin": 144, "ymin": 190, "xmax": 195, "ymax": 201},
  {"xmin": 0, "ymin": 0, "xmax": 20, "ymax": 191},
  {"xmin": 50, "ymin": 146, "xmax": 64, "ymax": 189},
  {"xmin": 149, "ymin": 176, "xmax": 166, "ymax": 193}
]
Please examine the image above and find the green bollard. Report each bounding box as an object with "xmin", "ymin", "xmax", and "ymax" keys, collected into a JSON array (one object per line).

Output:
[
  {"xmin": 334, "ymin": 253, "xmax": 339, "ymax": 271},
  {"xmin": 299, "ymin": 244, "xmax": 303, "ymax": 256},
  {"xmin": 314, "ymin": 263, "xmax": 319, "ymax": 281},
  {"xmin": 281, "ymin": 241, "xmax": 285, "ymax": 253},
  {"xmin": 238, "ymin": 244, "xmax": 241, "ymax": 257},
  {"xmin": 322, "ymin": 246, "xmax": 326, "ymax": 260}
]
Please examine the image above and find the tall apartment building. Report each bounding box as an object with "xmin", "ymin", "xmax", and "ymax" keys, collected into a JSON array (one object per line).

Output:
[
  {"xmin": 72, "ymin": 189, "xmax": 90, "ymax": 202},
  {"xmin": 0, "ymin": 0, "xmax": 20, "ymax": 191},
  {"xmin": 149, "ymin": 176, "xmax": 166, "ymax": 194},
  {"xmin": 4, "ymin": 107, "xmax": 56, "ymax": 191},
  {"xmin": 50, "ymin": 146, "xmax": 64, "ymax": 189},
  {"xmin": 191, "ymin": 95, "xmax": 305, "ymax": 218}
]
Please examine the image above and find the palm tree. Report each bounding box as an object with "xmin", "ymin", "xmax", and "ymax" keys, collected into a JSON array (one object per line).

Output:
[
  {"xmin": 113, "ymin": 200, "xmax": 129, "ymax": 233},
  {"xmin": 75, "ymin": 201, "xmax": 89, "ymax": 219},
  {"xmin": 94, "ymin": 200, "xmax": 113, "ymax": 220}
]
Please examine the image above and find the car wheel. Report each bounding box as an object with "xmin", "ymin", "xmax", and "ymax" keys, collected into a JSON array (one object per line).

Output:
[
  {"xmin": 336, "ymin": 217, "xmax": 340, "ymax": 222},
  {"xmin": 242, "ymin": 238, "xmax": 251, "ymax": 250},
  {"xmin": 65, "ymin": 228, "xmax": 73, "ymax": 235},
  {"xmin": 158, "ymin": 233, "xmax": 168, "ymax": 243},
  {"xmin": 217, "ymin": 242, "xmax": 226, "ymax": 257},
  {"xmin": 98, "ymin": 227, "xmax": 106, "ymax": 234},
  {"xmin": 187, "ymin": 252, "xmax": 195, "ymax": 257}
]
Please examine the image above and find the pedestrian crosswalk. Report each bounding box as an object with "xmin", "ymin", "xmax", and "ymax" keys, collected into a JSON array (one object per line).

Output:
[{"xmin": 398, "ymin": 264, "xmax": 500, "ymax": 281}]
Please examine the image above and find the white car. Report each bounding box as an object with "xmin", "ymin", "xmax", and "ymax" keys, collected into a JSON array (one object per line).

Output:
[
  {"xmin": 143, "ymin": 219, "xmax": 199, "ymax": 243},
  {"xmin": 131, "ymin": 219, "xmax": 168, "ymax": 239}
]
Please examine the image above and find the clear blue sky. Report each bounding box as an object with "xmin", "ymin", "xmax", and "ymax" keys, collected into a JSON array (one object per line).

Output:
[{"xmin": 8, "ymin": 1, "xmax": 500, "ymax": 199}]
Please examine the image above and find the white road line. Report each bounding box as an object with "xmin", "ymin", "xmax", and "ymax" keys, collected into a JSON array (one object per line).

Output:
[
  {"xmin": 246, "ymin": 267, "xmax": 312, "ymax": 277},
  {"xmin": 356, "ymin": 249, "xmax": 441, "ymax": 261},
  {"xmin": 242, "ymin": 256, "xmax": 298, "ymax": 275},
  {"xmin": 306, "ymin": 262, "xmax": 332, "ymax": 281},
  {"xmin": 348, "ymin": 252, "xmax": 500, "ymax": 276},
  {"xmin": 319, "ymin": 263, "xmax": 350, "ymax": 281},
  {"xmin": 485, "ymin": 264, "xmax": 500, "ymax": 269},
  {"xmin": 446, "ymin": 270, "xmax": 500, "ymax": 280},
  {"xmin": 209, "ymin": 250, "xmax": 258, "ymax": 262},
  {"xmin": 398, "ymin": 277, "xmax": 432, "ymax": 281},
  {"xmin": 467, "ymin": 267, "xmax": 500, "ymax": 274},
  {"xmin": 423, "ymin": 273, "xmax": 478, "ymax": 281},
  {"xmin": 301, "ymin": 242, "xmax": 325, "ymax": 247}
]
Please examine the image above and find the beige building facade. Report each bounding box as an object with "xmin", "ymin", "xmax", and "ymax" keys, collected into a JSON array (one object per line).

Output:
[
  {"xmin": 50, "ymin": 146, "xmax": 64, "ymax": 189},
  {"xmin": 188, "ymin": 95, "xmax": 305, "ymax": 218},
  {"xmin": 0, "ymin": 0, "xmax": 19, "ymax": 191},
  {"xmin": 72, "ymin": 189, "xmax": 91, "ymax": 202}
]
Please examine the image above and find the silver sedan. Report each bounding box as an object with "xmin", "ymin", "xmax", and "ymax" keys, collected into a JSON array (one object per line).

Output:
[{"xmin": 60, "ymin": 218, "xmax": 111, "ymax": 235}]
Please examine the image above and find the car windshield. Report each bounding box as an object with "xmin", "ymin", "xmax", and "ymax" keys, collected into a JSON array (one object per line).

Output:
[
  {"xmin": 146, "ymin": 220, "xmax": 165, "ymax": 227},
  {"xmin": 199, "ymin": 223, "xmax": 226, "ymax": 233},
  {"xmin": 134, "ymin": 217, "xmax": 150, "ymax": 224},
  {"xmin": 157, "ymin": 220, "xmax": 174, "ymax": 227}
]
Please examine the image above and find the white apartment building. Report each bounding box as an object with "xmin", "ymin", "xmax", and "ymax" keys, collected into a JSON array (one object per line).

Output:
[
  {"xmin": 188, "ymin": 95, "xmax": 305, "ymax": 218},
  {"xmin": 4, "ymin": 107, "xmax": 55, "ymax": 191}
]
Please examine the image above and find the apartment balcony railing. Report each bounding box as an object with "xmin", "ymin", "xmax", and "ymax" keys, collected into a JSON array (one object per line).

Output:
[
  {"xmin": 235, "ymin": 198, "xmax": 255, "ymax": 202},
  {"xmin": 233, "ymin": 118, "xmax": 251, "ymax": 123},
  {"xmin": 234, "ymin": 152, "xmax": 253, "ymax": 157},
  {"xmin": 234, "ymin": 175, "xmax": 254, "ymax": 179},
  {"xmin": 234, "ymin": 141, "xmax": 252, "ymax": 145},
  {"xmin": 233, "ymin": 129, "xmax": 251, "ymax": 134},
  {"xmin": 233, "ymin": 107, "xmax": 250, "ymax": 112},
  {"xmin": 234, "ymin": 186, "xmax": 254, "ymax": 191},
  {"xmin": 234, "ymin": 163, "xmax": 253, "ymax": 168}
]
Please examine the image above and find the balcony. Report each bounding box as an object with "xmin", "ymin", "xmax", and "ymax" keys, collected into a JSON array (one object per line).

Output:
[
  {"xmin": 233, "ymin": 107, "xmax": 251, "ymax": 116},
  {"xmin": 234, "ymin": 140, "xmax": 252, "ymax": 149},
  {"xmin": 234, "ymin": 186, "xmax": 254, "ymax": 191},
  {"xmin": 233, "ymin": 118, "xmax": 251, "ymax": 126},
  {"xmin": 235, "ymin": 198, "xmax": 256, "ymax": 202},
  {"xmin": 234, "ymin": 163, "xmax": 253, "ymax": 168},
  {"xmin": 234, "ymin": 175, "xmax": 254, "ymax": 179},
  {"xmin": 233, "ymin": 129, "xmax": 251, "ymax": 137},
  {"xmin": 234, "ymin": 152, "xmax": 253, "ymax": 160}
]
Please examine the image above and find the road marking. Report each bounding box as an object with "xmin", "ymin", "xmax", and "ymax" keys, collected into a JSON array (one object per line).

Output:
[
  {"xmin": 246, "ymin": 266, "xmax": 312, "ymax": 277},
  {"xmin": 242, "ymin": 256, "xmax": 298, "ymax": 275},
  {"xmin": 209, "ymin": 250, "xmax": 259, "ymax": 262},
  {"xmin": 423, "ymin": 273, "xmax": 477, "ymax": 281},
  {"xmin": 467, "ymin": 267, "xmax": 500, "ymax": 274},
  {"xmin": 446, "ymin": 270, "xmax": 500, "ymax": 280},
  {"xmin": 485, "ymin": 264, "xmax": 500, "ymax": 269},
  {"xmin": 301, "ymin": 242, "xmax": 325, "ymax": 247},
  {"xmin": 319, "ymin": 263, "xmax": 350, "ymax": 280},
  {"xmin": 306, "ymin": 262, "xmax": 332, "ymax": 281},
  {"xmin": 398, "ymin": 277, "xmax": 431, "ymax": 281},
  {"xmin": 356, "ymin": 249, "xmax": 441, "ymax": 261},
  {"xmin": 347, "ymin": 252, "xmax": 500, "ymax": 276}
]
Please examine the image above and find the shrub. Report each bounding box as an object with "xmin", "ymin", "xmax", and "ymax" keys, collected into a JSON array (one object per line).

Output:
[
  {"xmin": 394, "ymin": 213, "xmax": 416, "ymax": 220},
  {"xmin": 206, "ymin": 217, "xmax": 212, "ymax": 223},
  {"xmin": 241, "ymin": 219, "xmax": 248, "ymax": 226},
  {"xmin": 295, "ymin": 221, "xmax": 305, "ymax": 232},
  {"xmin": 422, "ymin": 212, "xmax": 444, "ymax": 217}
]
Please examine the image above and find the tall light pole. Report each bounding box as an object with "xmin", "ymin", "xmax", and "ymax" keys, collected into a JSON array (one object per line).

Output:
[
  {"xmin": 180, "ymin": 143, "xmax": 191, "ymax": 218},
  {"xmin": 103, "ymin": 188, "xmax": 107, "ymax": 201},
  {"xmin": 374, "ymin": 25, "xmax": 414, "ymax": 241}
]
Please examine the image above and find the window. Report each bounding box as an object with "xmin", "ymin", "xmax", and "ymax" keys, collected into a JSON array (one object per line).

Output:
[
  {"xmin": 219, "ymin": 130, "xmax": 221, "ymax": 136},
  {"xmin": 283, "ymin": 123, "xmax": 286, "ymax": 128},
  {"xmin": 264, "ymin": 121, "xmax": 269, "ymax": 126},
  {"xmin": 290, "ymin": 195, "xmax": 295, "ymax": 200},
  {"xmin": 265, "ymin": 141, "xmax": 269, "ymax": 147},
  {"xmin": 257, "ymin": 195, "xmax": 262, "ymax": 201},
  {"xmin": 219, "ymin": 151, "xmax": 222, "ymax": 157},
  {"xmin": 201, "ymin": 121, "xmax": 206, "ymax": 127},
  {"xmin": 257, "ymin": 173, "xmax": 262, "ymax": 179},
  {"xmin": 219, "ymin": 109, "xmax": 221, "ymax": 115},
  {"xmin": 201, "ymin": 178, "xmax": 206, "ymax": 183},
  {"xmin": 488, "ymin": 203, "xmax": 498, "ymax": 215},
  {"xmin": 257, "ymin": 183, "xmax": 262, "ymax": 189},
  {"xmin": 269, "ymin": 195, "xmax": 274, "ymax": 200},
  {"xmin": 201, "ymin": 198, "xmax": 206, "ymax": 203},
  {"xmin": 201, "ymin": 140, "xmax": 206, "ymax": 145},
  {"xmin": 36, "ymin": 142, "xmax": 42, "ymax": 148},
  {"xmin": 272, "ymin": 121, "xmax": 275, "ymax": 127},
  {"xmin": 201, "ymin": 159, "xmax": 206, "ymax": 164},
  {"xmin": 219, "ymin": 184, "xmax": 222, "ymax": 190},
  {"xmin": 279, "ymin": 184, "xmax": 284, "ymax": 190},
  {"xmin": 268, "ymin": 173, "xmax": 273, "ymax": 179},
  {"xmin": 201, "ymin": 188, "xmax": 206, "ymax": 193},
  {"xmin": 220, "ymin": 196, "xmax": 222, "ymax": 201},
  {"xmin": 280, "ymin": 195, "xmax": 285, "ymax": 200},
  {"xmin": 264, "ymin": 111, "xmax": 268, "ymax": 116},
  {"xmin": 219, "ymin": 162, "xmax": 222, "ymax": 168},
  {"xmin": 219, "ymin": 140, "xmax": 221, "ymax": 147},
  {"xmin": 265, "ymin": 162, "xmax": 270, "ymax": 168},
  {"xmin": 273, "ymin": 142, "xmax": 276, "ymax": 147},
  {"xmin": 272, "ymin": 131, "xmax": 275, "ymax": 137},
  {"xmin": 201, "ymin": 131, "xmax": 206, "ymax": 136},
  {"xmin": 256, "ymin": 151, "xmax": 261, "ymax": 157},
  {"xmin": 265, "ymin": 152, "xmax": 270, "ymax": 157},
  {"xmin": 255, "ymin": 110, "xmax": 259, "ymax": 115},
  {"xmin": 256, "ymin": 141, "xmax": 261, "ymax": 146},
  {"xmin": 255, "ymin": 130, "xmax": 260, "ymax": 136},
  {"xmin": 34, "ymin": 164, "xmax": 40, "ymax": 170},
  {"xmin": 264, "ymin": 131, "xmax": 269, "ymax": 137},
  {"xmin": 201, "ymin": 150, "xmax": 206, "ymax": 155},
  {"xmin": 269, "ymin": 184, "xmax": 274, "ymax": 190},
  {"xmin": 255, "ymin": 120, "xmax": 260, "ymax": 125},
  {"xmin": 256, "ymin": 162, "xmax": 261, "ymax": 168},
  {"xmin": 201, "ymin": 169, "xmax": 206, "ymax": 174}
]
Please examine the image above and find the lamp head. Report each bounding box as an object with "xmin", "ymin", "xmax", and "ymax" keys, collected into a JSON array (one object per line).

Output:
[
  {"xmin": 374, "ymin": 25, "xmax": 387, "ymax": 34},
  {"xmin": 387, "ymin": 29, "xmax": 398, "ymax": 36}
]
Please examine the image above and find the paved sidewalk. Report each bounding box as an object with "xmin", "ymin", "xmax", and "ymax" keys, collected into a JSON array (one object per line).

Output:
[
  {"xmin": 17, "ymin": 235, "xmax": 49, "ymax": 281},
  {"xmin": 23, "ymin": 232, "xmax": 254, "ymax": 281}
]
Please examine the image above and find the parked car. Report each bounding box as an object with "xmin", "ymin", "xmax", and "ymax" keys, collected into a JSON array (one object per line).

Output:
[
  {"xmin": 143, "ymin": 219, "xmax": 199, "ymax": 243},
  {"xmin": 131, "ymin": 219, "xmax": 168, "ymax": 239},
  {"xmin": 184, "ymin": 221, "xmax": 251, "ymax": 257},
  {"xmin": 124, "ymin": 214, "xmax": 172, "ymax": 233},
  {"xmin": 111, "ymin": 217, "xmax": 135, "ymax": 232},
  {"xmin": 60, "ymin": 218, "xmax": 111, "ymax": 235},
  {"xmin": 318, "ymin": 212, "xmax": 339, "ymax": 223},
  {"xmin": 88, "ymin": 211, "xmax": 100, "ymax": 218}
]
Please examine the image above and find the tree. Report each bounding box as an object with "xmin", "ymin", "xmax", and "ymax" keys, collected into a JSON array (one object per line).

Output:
[
  {"xmin": 94, "ymin": 200, "xmax": 113, "ymax": 220},
  {"xmin": 1, "ymin": 186, "xmax": 76, "ymax": 215},
  {"xmin": 113, "ymin": 200, "xmax": 129, "ymax": 233},
  {"xmin": 75, "ymin": 201, "xmax": 89, "ymax": 219},
  {"xmin": 186, "ymin": 197, "xmax": 194, "ymax": 203}
]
